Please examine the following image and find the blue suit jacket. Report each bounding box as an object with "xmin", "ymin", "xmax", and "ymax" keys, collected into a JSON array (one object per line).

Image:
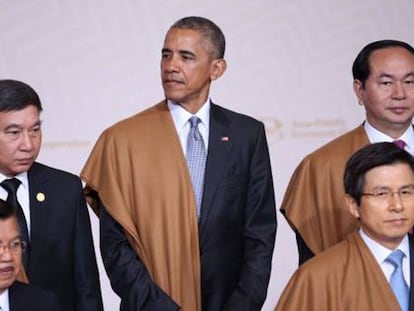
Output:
[
  {"xmin": 100, "ymin": 103, "xmax": 277, "ymax": 310},
  {"xmin": 27, "ymin": 162, "xmax": 103, "ymax": 311}
]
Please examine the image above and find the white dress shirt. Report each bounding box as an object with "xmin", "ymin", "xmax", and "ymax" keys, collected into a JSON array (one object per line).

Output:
[
  {"xmin": 0, "ymin": 288, "xmax": 10, "ymax": 311},
  {"xmin": 167, "ymin": 99, "xmax": 210, "ymax": 155},
  {"xmin": 359, "ymin": 228, "xmax": 410, "ymax": 286},
  {"xmin": 364, "ymin": 120, "xmax": 414, "ymax": 155}
]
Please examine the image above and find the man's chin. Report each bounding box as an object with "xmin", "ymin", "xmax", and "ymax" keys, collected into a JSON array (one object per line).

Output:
[{"xmin": 10, "ymin": 163, "xmax": 34, "ymax": 175}]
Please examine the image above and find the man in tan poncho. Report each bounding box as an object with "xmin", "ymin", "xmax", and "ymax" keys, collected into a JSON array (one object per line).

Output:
[
  {"xmin": 276, "ymin": 142, "xmax": 414, "ymax": 311},
  {"xmin": 281, "ymin": 40, "xmax": 414, "ymax": 264},
  {"xmin": 81, "ymin": 16, "xmax": 276, "ymax": 311}
]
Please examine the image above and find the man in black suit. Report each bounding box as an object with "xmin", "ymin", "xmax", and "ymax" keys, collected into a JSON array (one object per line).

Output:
[
  {"xmin": 0, "ymin": 198, "xmax": 60, "ymax": 310},
  {"xmin": 81, "ymin": 16, "xmax": 277, "ymax": 310},
  {"xmin": 0, "ymin": 79, "xmax": 103, "ymax": 310}
]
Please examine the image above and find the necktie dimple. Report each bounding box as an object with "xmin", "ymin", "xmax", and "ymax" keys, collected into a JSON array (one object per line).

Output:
[
  {"xmin": 386, "ymin": 250, "xmax": 409, "ymax": 311},
  {"xmin": 186, "ymin": 116, "xmax": 207, "ymax": 219},
  {"xmin": 393, "ymin": 140, "xmax": 406, "ymax": 149},
  {"xmin": 1, "ymin": 178, "xmax": 30, "ymax": 270}
]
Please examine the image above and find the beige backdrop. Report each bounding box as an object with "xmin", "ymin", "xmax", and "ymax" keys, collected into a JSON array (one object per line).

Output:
[{"xmin": 1, "ymin": 0, "xmax": 413, "ymax": 310}]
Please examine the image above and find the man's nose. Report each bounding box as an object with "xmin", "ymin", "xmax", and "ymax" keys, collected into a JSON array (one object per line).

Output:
[{"xmin": 391, "ymin": 81, "xmax": 407, "ymax": 99}]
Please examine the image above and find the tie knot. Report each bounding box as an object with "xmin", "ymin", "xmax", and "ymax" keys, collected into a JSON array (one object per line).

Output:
[
  {"xmin": 189, "ymin": 116, "xmax": 201, "ymax": 128},
  {"xmin": 393, "ymin": 140, "xmax": 406, "ymax": 149},
  {"xmin": 0, "ymin": 178, "xmax": 21, "ymax": 195},
  {"xmin": 386, "ymin": 249, "xmax": 405, "ymax": 268}
]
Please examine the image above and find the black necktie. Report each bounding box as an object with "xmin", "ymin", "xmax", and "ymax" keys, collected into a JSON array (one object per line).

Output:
[{"xmin": 1, "ymin": 178, "xmax": 30, "ymax": 270}]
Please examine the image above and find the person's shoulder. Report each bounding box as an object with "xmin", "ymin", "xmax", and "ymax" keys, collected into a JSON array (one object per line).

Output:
[
  {"xmin": 105, "ymin": 100, "xmax": 166, "ymax": 134},
  {"xmin": 10, "ymin": 281, "xmax": 60, "ymax": 308},
  {"xmin": 11, "ymin": 280, "xmax": 49, "ymax": 294},
  {"xmin": 30, "ymin": 162, "xmax": 79, "ymax": 180},
  {"xmin": 303, "ymin": 125, "xmax": 367, "ymax": 164},
  {"xmin": 298, "ymin": 237, "xmax": 350, "ymax": 276},
  {"xmin": 29, "ymin": 162, "xmax": 82, "ymax": 189},
  {"xmin": 211, "ymin": 103, "xmax": 263, "ymax": 131}
]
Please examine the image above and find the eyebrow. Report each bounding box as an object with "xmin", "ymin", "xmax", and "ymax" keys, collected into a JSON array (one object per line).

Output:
[
  {"xmin": 0, "ymin": 235, "xmax": 20, "ymax": 243},
  {"xmin": 4, "ymin": 120, "xmax": 42, "ymax": 130},
  {"xmin": 161, "ymin": 48, "xmax": 196, "ymax": 58}
]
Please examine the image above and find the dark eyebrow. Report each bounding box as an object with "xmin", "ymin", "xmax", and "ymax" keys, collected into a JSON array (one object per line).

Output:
[
  {"xmin": 4, "ymin": 120, "xmax": 41, "ymax": 131},
  {"xmin": 179, "ymin": 50, "xmax": 196, "ymax": 58}
]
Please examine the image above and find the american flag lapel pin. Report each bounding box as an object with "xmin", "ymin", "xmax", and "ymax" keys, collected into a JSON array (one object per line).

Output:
[{"xmin": 221, "ymin": 136, "xmax": 229, "ymax": 142}]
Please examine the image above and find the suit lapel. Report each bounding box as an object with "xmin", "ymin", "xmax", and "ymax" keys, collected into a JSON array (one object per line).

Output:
[
  {"xmin": 27, "ymin": 163, "xmax": 50, "ymax": 275},
  {"xmin": 199, "ymin": 104, "xmax": 232, "ymax": 236}
]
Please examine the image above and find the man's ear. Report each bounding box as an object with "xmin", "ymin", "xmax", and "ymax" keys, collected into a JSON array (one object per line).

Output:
[
  {"xmin": 210, "ymin": 58, "xmax": 227, "ymax": 81},
  {"xmin": 345, "ymin": 194, "xmax": 360, "ymax": 219},
  {"xmin": 353, "ymin": 79, "xmax": 365, "ymax": 106}
]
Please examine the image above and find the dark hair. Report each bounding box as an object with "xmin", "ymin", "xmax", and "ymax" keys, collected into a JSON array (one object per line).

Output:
[
  {"xmin": 344, "ymin": 142, "xmax": 414, "ymax": 205},
  {"xmin": 170, "ymin": 16, "xmax": 225, "ymax": 59},
  {"xmin": 0, "ymin": 199, "xmax": 16, "ymax": 220},
  {"xmin": 352, "ymin": 40, "xmax": 414, "ymax": 87},
  {"xmin": 0, "ymin": 79, "xmax": 42, "ymax": 113}
]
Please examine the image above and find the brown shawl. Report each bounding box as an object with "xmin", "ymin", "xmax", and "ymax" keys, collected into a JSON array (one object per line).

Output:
[
  {"xmin": 81, "ymin": 101, "xmax": 201, "ymax": 310},
  {"xmin": 275, "ymin": 231, "xmax": 402, "ymax": 311},
  {"xmin": 280, "ymin": 125, "xmax": 370, "ymax": 254}
]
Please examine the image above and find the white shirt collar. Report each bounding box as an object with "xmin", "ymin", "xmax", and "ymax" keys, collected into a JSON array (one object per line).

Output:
[
  {"xmin": 167, "ymin": 99, "xmax": 210, "ymax": 151},
  {"xmin": 364, "ymin": 120, "xmax": 414, "ymax": 155},
  {"xmin": 359, "ymin": 228, "xmax": 410, "ymax": 286},
  {"xmin": 0, "ymin": 172, "xmax": 29, "ymax": 192},
  {"xmin": 167, "ymin": 99, "xmax": 210, "ymax": 130},
  {"xmin": 0, "ymin": 288, "xmax": 10, "ymax": 311},
  {"xmin": 359, "ymin": 228, "xmax": 410, "ymax": 263}
]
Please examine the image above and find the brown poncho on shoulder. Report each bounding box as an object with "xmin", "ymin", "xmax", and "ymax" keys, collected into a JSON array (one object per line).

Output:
[
  {"xmin": 81, "ymin": 101, "xmax": 201, "ymax": 310},
  {"xmin": 275, "ymin": 231, "xmax": 402, "ymax": 311},
  {"xmin": 281, "ymin": 125, "xmax": 370, "ymax": 254}
]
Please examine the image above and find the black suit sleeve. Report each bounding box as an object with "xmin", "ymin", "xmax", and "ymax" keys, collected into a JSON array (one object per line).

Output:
[
  {"xmin": 99, "ymin": 204, "xmax": 180, "ymax": 311},
  {"xmin": 73, "ymin": 180, "xmax": 104, "ymax": 311},
  {"xmin": 296, "ymin": 230, "xmax": 315, "ymax": 265},
  {"xmin": 223, "ymin": 123, "xmax": 277, "ymax": 310}
]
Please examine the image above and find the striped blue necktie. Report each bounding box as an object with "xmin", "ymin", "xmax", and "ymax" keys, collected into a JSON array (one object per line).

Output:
[{"xmin": 185, "ymin": 116, "xmax": 207, "ymax": 218}]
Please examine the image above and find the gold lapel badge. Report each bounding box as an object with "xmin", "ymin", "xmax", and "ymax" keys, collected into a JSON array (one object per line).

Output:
[{"xmin": 36, "ymin": 192, "xmax": 45, "ymax": 202}]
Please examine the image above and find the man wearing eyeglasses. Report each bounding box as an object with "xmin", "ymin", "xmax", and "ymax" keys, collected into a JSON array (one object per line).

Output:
[
  {"xmin": 0, "ymin": 199, "xmax": 60, "ymax": 310},
  {"xmin": 275, "ymin": 142, "xmax": 414, "ymax": 311},
  {"xmin": 281, "ymin": 39, "xmax": 414, "ymax": 265}
]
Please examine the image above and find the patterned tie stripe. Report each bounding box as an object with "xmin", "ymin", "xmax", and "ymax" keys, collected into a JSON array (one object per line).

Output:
[{"xmin": 185, "ymin": 116, "xmax": 207, "ymax": 219}]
